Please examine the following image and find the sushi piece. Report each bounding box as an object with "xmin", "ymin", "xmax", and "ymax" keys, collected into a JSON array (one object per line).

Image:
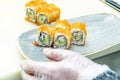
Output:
[
  {"xmin": 54, "ymin": 19, "xmax": 71, "ymax": 30},
  {"xmin": 54, "ymin": 28, "xmax": 72, "ymax": 49},
  {"xmin": 35, "ymin": 24, "xmax": 54, "ymax": 47},
  {"xmin": 37, "ymin": 4, "xmax": 60, "ymax": 25},
  {"xmin": 71, "ymin": 22, "xmax": 87, "ymax": 45},
  {"xmin": 25, "ymin": 0, "xmax": 47, "ymax": 23}
]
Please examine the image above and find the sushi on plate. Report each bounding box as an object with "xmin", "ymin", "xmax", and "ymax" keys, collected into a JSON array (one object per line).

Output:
[
  {"xmin": 53, "ymin": 28, "xmax": 72, "ymax": 49},
  {"xmin": 33, "ymin": 20, "xmax": 87, "ymax": 49},
  {"xmin": 71, "ymin": 22, "xmax": 87, "ymax": 45},
  {"xmin": 54, "ymin": 19, "xmax": 71, "ymax": 30},
  {"xmin": 35, "ymin": 24, "xmax": 54, "ymax": 47}
]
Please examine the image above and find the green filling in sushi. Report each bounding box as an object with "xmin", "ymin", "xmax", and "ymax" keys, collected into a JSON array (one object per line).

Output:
[
  {"xmin": 72, "ymin": 31, "xmax": 83, "ymax": 41},
  {"xmin": 39, "ymin": 32, "xmax": 51, "ymax": 46},
  {"xmin": 26, "ymin": 8, "xmax": 35, "ymax": 20},
  {"xmin": 55, "ymin": 36, "xmax": 67, "ymax": 47},
  {"xmin": 37, "ymin": 14, "xmax": 48, "ymax": 25}
]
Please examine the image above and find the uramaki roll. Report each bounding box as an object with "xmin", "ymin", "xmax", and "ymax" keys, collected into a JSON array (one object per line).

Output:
[
  {"xmin": 54, "ymin": 28, "xmax": 72, "ymax": 49},
  {"xmin": 36, "ymin": 24, "xmax": 54, "ymax": 47},
  {"xmin": 71, "ymin": 22, "xmax": 87, "ymax": 45},
  {"xmin": 25, "ymin": 0, "xmax": 47, "ymax": 22},
  {"xmin": 37, "ymin": 4, "xmax": 60, "ymax": 25},
  {"xmin": 54, "ymin": 19, "xmax": 71, "ymax": 30}
]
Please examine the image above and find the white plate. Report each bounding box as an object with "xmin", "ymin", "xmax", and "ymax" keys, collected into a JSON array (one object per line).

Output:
[{"xmin": 18, "ymin": 13, "xmax": 120, "ymax": 61}]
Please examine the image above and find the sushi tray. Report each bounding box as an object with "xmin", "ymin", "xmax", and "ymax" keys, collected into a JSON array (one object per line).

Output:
[{"xmin": 18, "ymin": 13, "xmax": 120, "ymax": 61}]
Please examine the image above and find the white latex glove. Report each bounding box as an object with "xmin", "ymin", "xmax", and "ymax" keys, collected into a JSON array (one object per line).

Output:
[{"xmin": 21, "ymin": 48, "xmax": 110, "ymax": 80}]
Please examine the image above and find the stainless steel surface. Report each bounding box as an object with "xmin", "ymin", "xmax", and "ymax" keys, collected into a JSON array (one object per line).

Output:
[
  {"xmin": 100, "ymin": 0, "xmax": 120, "ymax": 12},
  {"xmin": 94, "ymin": 51, "xmax": 120, "ymax": 74}
]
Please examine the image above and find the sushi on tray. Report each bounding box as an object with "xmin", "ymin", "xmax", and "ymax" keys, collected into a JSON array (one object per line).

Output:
[{"xmin": 33, "ymin": 20, "xmax": 87, "ymax": 49}]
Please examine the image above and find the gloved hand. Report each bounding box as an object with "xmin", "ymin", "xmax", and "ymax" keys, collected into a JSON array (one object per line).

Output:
[{"xmin": 21, "ymin": 48, "xmax": 110, "ymax": 80}]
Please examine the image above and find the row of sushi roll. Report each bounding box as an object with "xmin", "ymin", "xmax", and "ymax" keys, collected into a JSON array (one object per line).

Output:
[
  {"xmin": 25, "ymin": 0, "xmax": 60, "ymax": 25},
  {"xmin": 33, "ymin": 20, "xmax": 87, "ymax": 49}
]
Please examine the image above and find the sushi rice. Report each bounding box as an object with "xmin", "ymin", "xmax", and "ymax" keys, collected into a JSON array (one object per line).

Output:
[{"xmin": 71, "ymin": 22, "xmax": 87, "ymax": 45}]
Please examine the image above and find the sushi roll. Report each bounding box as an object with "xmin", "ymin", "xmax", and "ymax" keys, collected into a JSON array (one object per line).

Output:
[
  {"xmin": 37, "ymin": 4, "xmax": 60, "ymax": 25},
  {"xmin": 25, "ymin": 0, "xmax": 47, "ymax": 23},
  {"xmin": 71, "ymin": 22, "xmax": 87, "ymax": 45},
  {"xmin": 54, "ymin": 28, "xmax": 72, "ymax": 49},
  {"xmin": 36, "ymin": 24, "xmax": 54, "ymax": 47},
  {"xmin": 54, "ymin": 19, "xmax": 71, "ymax": 30}
]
